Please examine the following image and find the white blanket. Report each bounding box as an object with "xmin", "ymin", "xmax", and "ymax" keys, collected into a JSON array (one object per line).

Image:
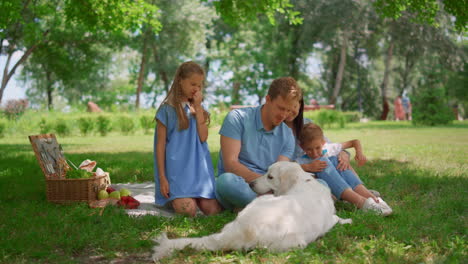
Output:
[{"xmin": 111, "ymin": 182, "xmax": 176, "ymax": 217}]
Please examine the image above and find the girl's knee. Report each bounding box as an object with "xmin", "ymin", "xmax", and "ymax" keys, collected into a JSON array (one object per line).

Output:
[
  {"xmin": 172, "ymin": 198, "xmax": 197, "ymax": 217},
  {"xmin": 199, "ymin": 199, "xmax": 222, "ymax": 215}
]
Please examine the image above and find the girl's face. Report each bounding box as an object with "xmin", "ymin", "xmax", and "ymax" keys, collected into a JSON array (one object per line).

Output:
[
  {"xmin": 285, "ymin": 100, "xmax": 300, "ymax": 122},
  {"xmin": 179, "ymin": 73, "xmax": 204, "ymax": 101}
]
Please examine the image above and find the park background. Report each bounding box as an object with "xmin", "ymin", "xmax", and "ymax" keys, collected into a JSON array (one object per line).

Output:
[{"xmin": 1, "ymin": 0, "xmax": 467, "ymax": 263}]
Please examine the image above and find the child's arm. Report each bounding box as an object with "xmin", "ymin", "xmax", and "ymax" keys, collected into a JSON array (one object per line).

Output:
[
  {"xmin": 156, "ymin": 121, "xmax": 170, "ymax": 198},
  {"xmin": 340, "ymin": 139, "xmax": 367, "ymax": 166},
  {"xmin": 193, "ymin": 91, "xmax": 208, "ymax": 142}
]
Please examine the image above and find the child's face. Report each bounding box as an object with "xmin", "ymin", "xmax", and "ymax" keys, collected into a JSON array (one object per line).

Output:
[
  {"xmin": 180, "ymin": 73, "xmax": 204, "ymax": 101},
  {"xmin": 301, "ymin": 138, "xmax": 325, "ymax": 159}
]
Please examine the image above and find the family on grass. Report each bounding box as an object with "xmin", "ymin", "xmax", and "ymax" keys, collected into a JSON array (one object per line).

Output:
[{"xmin": 153, "ymin": 61, "xmax": 393, "ymax": 217}]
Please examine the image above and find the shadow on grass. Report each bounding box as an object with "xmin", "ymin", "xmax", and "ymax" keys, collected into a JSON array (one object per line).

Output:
[{"xmin": 0, "ymin": 143, "xmax": 466, "ymax": 262}]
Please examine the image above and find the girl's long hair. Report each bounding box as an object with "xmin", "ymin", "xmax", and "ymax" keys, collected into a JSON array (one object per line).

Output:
[{"xmin": 157, "ymin": 61, "xmax": 209, "ymax": 130}]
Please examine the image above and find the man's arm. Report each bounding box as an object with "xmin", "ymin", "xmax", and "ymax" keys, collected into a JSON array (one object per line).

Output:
[{"xmin": 221, "ymin": 135, "xmax": 262, "ymax": 183}]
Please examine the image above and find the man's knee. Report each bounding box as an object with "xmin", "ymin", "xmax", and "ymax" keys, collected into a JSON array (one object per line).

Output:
[{"xmin": 216, "ymin": 172, "xmax": 239, "ymax": 190}]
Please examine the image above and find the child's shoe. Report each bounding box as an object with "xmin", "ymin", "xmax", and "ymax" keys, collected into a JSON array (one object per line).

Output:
[
  {"xmin": 376, "ymin": 197, "xmax": 393, "ymax": 216},
  {"xmin": 362, "ymin": 198, "xmax": 392, "ymax": 216}
]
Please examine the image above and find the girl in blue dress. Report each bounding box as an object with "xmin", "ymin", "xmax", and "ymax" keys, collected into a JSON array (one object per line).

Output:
[{"xmin": 154, "ymin": 61, "xmax": 221, "ymax": 216}]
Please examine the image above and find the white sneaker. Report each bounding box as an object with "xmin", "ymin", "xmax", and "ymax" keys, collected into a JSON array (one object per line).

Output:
[
  {"xmin": 362, "ymin": 198, "xmax": 392, "ymax": 216},
  {"xmin": 376, "ymin": 197, "xmax": 393, "ymax": 216}
]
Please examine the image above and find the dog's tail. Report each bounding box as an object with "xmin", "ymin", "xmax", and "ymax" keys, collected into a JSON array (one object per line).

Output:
[
  {"xmin": 152, "ymin": 232, "xmax": 222, "ymax": 261},
  {"xmin": 333, "ymin": 215, "xmax": 353, "ymax": 225}
]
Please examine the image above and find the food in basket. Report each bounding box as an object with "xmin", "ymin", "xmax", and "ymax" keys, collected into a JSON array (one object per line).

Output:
[
  {"xmin": 66, "ymin": 169, "xmax": 93, "ymax": 179},
  {"xmin": 98, "ymin": 190, "xmax": 109, "ymax": 200},
  {"xmin": 79, "ymin": 159, "xmax": 97, "ymax": 172},
  {"xmin": 106, "ymin": 187, "xmax": 116, "ymax": 194}
]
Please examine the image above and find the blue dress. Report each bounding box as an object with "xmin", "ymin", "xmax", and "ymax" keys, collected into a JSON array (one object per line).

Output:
[{"xmin": 153, "ymin": 103, "xmax": 216, "ymax": 206}]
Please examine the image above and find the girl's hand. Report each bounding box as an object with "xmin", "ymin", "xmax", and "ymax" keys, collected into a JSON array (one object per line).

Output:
[
  {"xmin": 355, "ymin": 152, "xmax": 367, "ymax": 166},
  {"xmin": 307, "ymin": 159, "xmax": 327, "ymax": 172},
  {"xmin": 192, "ymin": 90, "xmax": 203, "ymax": 107},
  {"xmin": 160, "ymin": 178, "xmax": 170, "ymax": 199}
]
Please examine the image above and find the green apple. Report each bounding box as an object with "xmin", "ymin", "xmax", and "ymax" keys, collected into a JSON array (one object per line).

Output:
[
  {"xmin": 98, "ymin": 190, "xmax": 109, "ymax": 200},
  {"xmin": 109, "ymin": 191, "xmax": 121, "ymax": 199},
  {"xmin": 120, "ymin": 188, "xmax": 131, "ymax": 197}
]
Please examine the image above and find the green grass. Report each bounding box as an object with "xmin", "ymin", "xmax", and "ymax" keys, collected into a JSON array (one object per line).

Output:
[{"xmin": 0, "ymin": 121, "xmax": 467, "ymax": 263}]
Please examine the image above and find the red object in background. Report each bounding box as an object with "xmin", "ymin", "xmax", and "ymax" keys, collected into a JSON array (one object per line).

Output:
[
  {"xmin": 118, "ymin": 195, "xmax": 140, "ymax": 209},
  {"xmin": 106, "ymin": 187, "xmax": 116, "ymax": 194}
]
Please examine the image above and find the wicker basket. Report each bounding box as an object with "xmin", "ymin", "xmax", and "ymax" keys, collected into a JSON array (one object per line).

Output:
[{"xmin": 29, "ymin": 134, "xmax": 109, "ymax": 203}]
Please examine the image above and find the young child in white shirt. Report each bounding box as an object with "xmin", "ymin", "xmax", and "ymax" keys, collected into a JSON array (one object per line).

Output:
[{"xmin": 296, "ymin": 123, "xmax": 393, "ymax": 216}]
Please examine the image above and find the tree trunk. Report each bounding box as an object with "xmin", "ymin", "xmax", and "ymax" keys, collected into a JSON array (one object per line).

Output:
[
  {"xmin": 231, "ymin": 81, "xmax": 241, "ymax": 105},
  {"xmin": 288, "ymin": 25, "xmax": 302, "ymax": 80},
  {"xmin": 0, "ymin": 31, "xmax": 48, "ymax": 104},
  {"xmin": 380, "ymin": 40, "xmax": 394, "ymax": 120},
  {"xmin": 330, "ymin": 31, "xmax": 349, "ymax": 105},
  {"xmin": 46, "ymin": 70, "xmax": 53, "ymax": 110},
  {"xmin": 136, "ymin": 31, "xmax": 150, "ymax": 109}
]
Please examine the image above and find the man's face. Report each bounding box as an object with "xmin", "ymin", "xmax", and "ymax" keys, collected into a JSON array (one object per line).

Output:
[
  {"xmin": 301, "ymin": 138, "xmax": 325, "ymax": 159},
  {"xmin": 266, "ymin": 95, "xmax": 295, "ymax": 127}
]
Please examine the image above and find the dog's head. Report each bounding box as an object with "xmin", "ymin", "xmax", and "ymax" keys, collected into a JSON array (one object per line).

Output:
[{"xmin": 250, "ymin": 161, "xmax": 303, "ymax": 196}]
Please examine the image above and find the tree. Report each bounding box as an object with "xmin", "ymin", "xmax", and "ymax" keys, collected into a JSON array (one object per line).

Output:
[
  {"xmin": 0, "ymin": 0, "xmax": 161, "ymax": 105},
  {"xmin": 374, "ymin": 0, "xmax": 467, "ymax": 32}
]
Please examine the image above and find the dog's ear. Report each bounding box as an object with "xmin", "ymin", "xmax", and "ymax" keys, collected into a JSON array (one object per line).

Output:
[{"xmin": 275, "ymin": 171, "xmax": 298, "ymax": 196}]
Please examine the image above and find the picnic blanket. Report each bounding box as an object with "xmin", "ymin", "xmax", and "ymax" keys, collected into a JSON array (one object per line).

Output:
[{"xmin": 110, "ymin": 182, "xmax": 176, "ymax": 217}]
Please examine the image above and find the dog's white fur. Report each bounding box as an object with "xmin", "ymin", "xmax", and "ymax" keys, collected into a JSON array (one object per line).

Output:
[{"xmin": 152, "ymin": 161, "xmax": 352, "ymax": 261}]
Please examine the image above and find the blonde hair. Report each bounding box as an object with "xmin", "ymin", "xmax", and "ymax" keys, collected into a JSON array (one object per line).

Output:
[
  {"xmin": 158, "ymin": 61, "xmax": 209, "ymax": 130},
  {"xmin": 268, "ymin": 77, "xmax": 302, "ymax": 102},
  {"xmin": 298, "ymin": 123, "xmax": 324, "ymax": 144}
]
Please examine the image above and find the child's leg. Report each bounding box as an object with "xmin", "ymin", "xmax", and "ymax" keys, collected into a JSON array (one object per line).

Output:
[
  {"xmin": 172, "ymin": 198, "xmax": 198, "ymax": 217},
  {"xmin": 329, "ymin": 156, "xmax": 377, "ymax": 201},
  {"xmin": 197, "ymin": 198, "xmax": 222, "ymax": 215}
]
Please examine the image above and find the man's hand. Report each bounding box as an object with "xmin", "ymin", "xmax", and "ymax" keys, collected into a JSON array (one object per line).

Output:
[
  {"xmin": 337, "ymin": 151, "xmax": 351, "ymax": 171},
  {"xmin": 159, "ymin": 178, "xmax": 170, "ymax": 199}
]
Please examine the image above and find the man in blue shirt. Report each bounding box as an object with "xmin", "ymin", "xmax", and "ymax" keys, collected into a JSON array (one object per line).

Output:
[{"xmin": 215, "ymin": 77, "xmax": 302, "ymax": 210}]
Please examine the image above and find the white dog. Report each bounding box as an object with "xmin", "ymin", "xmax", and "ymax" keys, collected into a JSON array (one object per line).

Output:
[{"xmin": 152, "ymin": 161, "xmax": 352, "ymax": 261}]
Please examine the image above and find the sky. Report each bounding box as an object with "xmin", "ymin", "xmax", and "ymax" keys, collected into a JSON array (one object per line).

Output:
[{"xmin": 0, "ymin": 51, "xmax": 27, "ymax": 104}]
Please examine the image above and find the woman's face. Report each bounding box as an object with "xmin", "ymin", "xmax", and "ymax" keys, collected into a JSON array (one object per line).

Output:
[{"xmin": 285, "ymin": 100, "xmax": 300, "ymax": 122}]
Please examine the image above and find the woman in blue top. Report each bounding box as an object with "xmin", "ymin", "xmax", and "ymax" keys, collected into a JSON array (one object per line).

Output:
[{"xmin": 154, "ymin": 61, "xmax": 221, "ymax": 217}]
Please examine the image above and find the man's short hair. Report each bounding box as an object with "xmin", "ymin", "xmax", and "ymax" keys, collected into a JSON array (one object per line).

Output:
[
  {"xmin": 268, "ymin": 77, "xmax": 302, "ymax": 102},
  {"xmin": 299, "ymin": 123, "xmax": 324, "ymax": 144}
]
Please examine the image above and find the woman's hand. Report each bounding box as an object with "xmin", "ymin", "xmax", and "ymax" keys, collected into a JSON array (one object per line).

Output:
[
  {"xmin": 337, "ymin": 151, "xmax": 351, "ymax": 171},
  {"xmin": 305, "ymin": 159, "xmax": 327, "ymax": 172},
  {"xmin": 159, "ymin": 177, "xmax": 170, "ymax": 199}
]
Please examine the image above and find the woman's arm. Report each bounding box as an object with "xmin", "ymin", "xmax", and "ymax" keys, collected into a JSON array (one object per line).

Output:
[{"xmin": 341, "ymin": 139, "xmax": 367, "ymax": 166}]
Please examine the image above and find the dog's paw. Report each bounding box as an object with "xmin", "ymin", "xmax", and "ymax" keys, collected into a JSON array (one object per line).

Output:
[{"xmin": 153, "ymin": 232, "xmax": 169, "ymax": 244}]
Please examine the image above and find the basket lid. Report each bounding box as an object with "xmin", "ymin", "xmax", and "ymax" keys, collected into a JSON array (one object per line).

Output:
[{"xmin": 29, "ymin": 134, "xmax": 69, "ymax": 179}]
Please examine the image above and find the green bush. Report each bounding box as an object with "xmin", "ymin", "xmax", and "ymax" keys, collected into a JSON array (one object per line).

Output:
[
  {"xmin": 77, "ymin": 117, "xmax": 94, "ymax": 136},
  {"xmin": 117, "ymin": 115, "xmax": 135, "ymax": 135},
  {"xmin": 0, "ymin": 119, "xmax": 6, "ymax": 138},
  {"xmin": 54, "ymin": 118, "xmax": 71, "ymax": 137},
  {"xmin": 342, "ymin": 111, "xmax": 361, "ymax": 123},
  {"xmin": 38, "ymin": 118, "xmax": 53, "ymax": 134},
  {"xmin": 412, "ymin": 87, "xmax": 453, "ymax": 126},
  {"xmin": 139, "ymin": 115, "xmax": 154, "ymax": 135},
  {"xmin": 97, "ymin": 115, "xmax": 112, "ymax": 136},
  {"xmin": 310, "ymin": 110, "xmax": 346, "ymax": 128}
]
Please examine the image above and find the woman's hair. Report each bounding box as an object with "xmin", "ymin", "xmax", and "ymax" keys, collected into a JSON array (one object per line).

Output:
[
  {"xmin": 292, "ymin": 98, "xmax": 304, "ymax": 139},
  {"xmin": 298, "ymin": 123, "xmax": 324, "ymax": 144},
  {"xmin": 158, "ymin": 61, "xmax": 209, "ymax": 130},
  {"xmin": 268, "ymin": 77, "xmax": 302, "ymax": 102}
]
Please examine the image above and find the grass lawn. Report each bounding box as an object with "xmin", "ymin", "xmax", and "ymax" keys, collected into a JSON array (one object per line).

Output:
[{"xmin": 0, "ymin": 121, "xmax": 467, "ymax": 263}]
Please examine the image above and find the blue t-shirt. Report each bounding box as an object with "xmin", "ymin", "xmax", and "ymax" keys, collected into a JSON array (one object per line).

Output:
[
  {"xmin": 217, "ymin": 105, "xmax": 295, "ymax": 176},
  {"xmin": 153, "ymin": 103, "xmax": 216, "ymax": 206}
]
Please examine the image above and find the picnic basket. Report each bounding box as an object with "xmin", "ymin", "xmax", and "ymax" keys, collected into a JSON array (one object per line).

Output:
[{"xmin": 29, "ymin": 134, "xmax": 110, "ymax": 203}]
